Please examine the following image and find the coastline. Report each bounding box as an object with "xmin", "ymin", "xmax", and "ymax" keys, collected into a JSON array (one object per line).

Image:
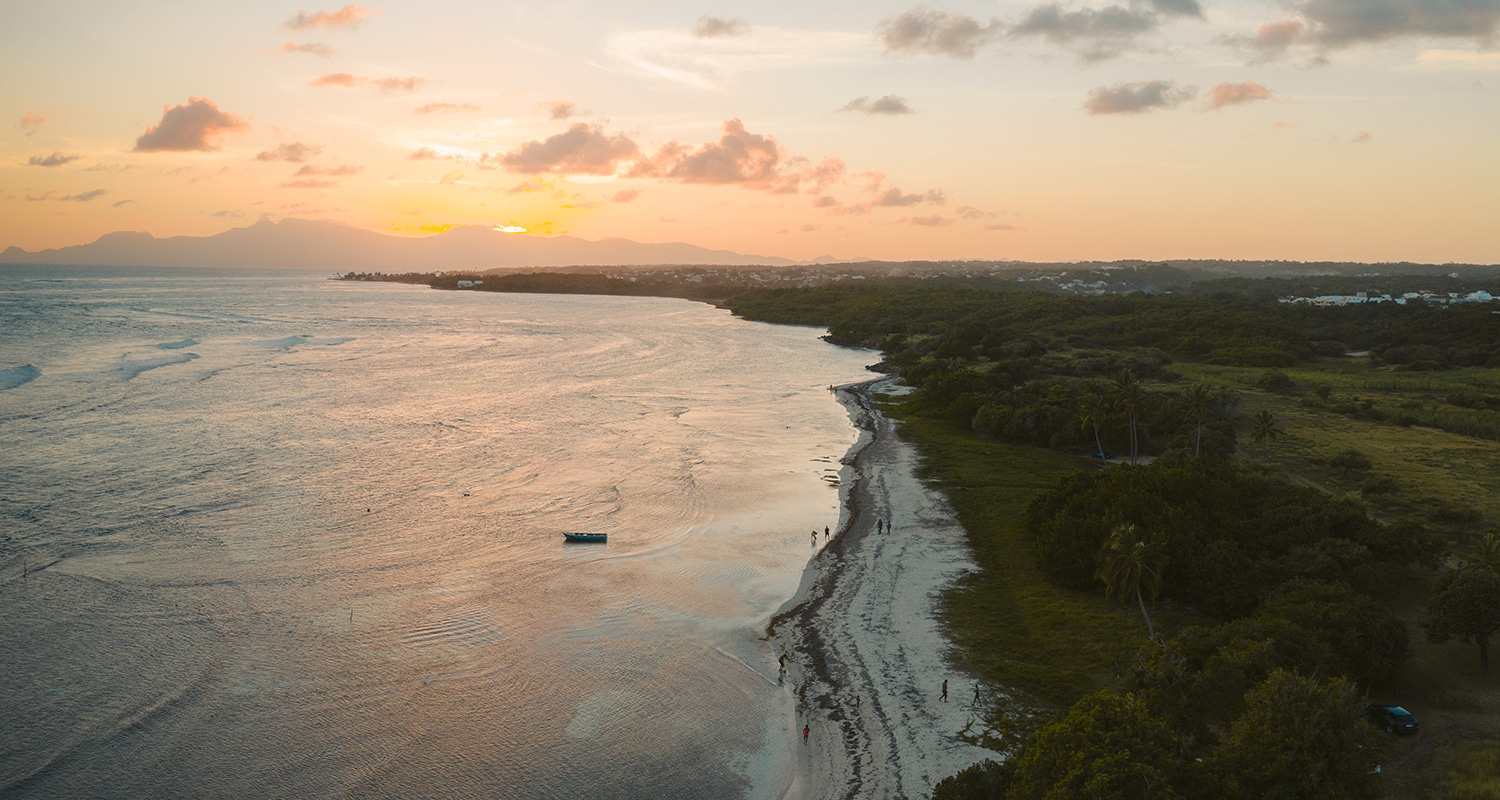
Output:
[{"xmin": 769, "ymin": 377, "xmax": 999, "ymax": 799}]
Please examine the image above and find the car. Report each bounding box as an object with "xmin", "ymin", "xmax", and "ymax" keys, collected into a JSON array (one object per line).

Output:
[{"xmin": 1366, "ymin": 704, "xmax": 1419, "ymax": 734}]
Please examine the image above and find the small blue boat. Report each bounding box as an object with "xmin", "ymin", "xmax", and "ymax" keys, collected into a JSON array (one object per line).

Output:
[{"xmin": 562, "ymin": 531, "xmax": 608, "ymax": 543}]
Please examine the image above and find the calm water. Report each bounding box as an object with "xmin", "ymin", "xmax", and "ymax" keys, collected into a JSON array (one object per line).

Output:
[{"xmin": 0, "ymin": 266, "xmax": 877, "ymax": 799}]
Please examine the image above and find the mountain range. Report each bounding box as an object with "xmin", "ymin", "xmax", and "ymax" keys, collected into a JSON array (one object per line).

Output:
[{"xmin": 0, "ymin": 219, "xmax": 821, "ymax": 271}]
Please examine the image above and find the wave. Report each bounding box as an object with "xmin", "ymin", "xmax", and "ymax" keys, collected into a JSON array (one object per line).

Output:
[
  {"xmin": 256, "ymin": 335, "xmax": 354, "ymax": 350},
  {"xmin": 0, "ymin": 364, "xmax": 41, "ymax": 390},
  {"xmin": 156, "ymin": 338, "xmax": 198, "ymax": 350},
  {"xmin": 105, "ymin": 352, "xmax": 200, "ymax": 381}
]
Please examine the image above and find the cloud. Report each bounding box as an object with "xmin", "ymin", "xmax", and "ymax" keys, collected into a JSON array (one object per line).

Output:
[
  {"xmin": 1084, "ymin": 80, "xmax": 1197, "ymax": 114},
  {"xmin": 25, "ymin": 191, "xmax": 54, "ymax": 201},
  {"xmin": 373, "ymin": 76, "xmax": 423, "ymax": 93},
  {"xmin": 409, "ymin": 147, "xmax": 440, "ymax": 160},
  {"xmin": 60, "ymin": 189, "xmax": 106, "ymax": 202},
  {"xmin": 984, "ymin": 223, "xmax": 1023, "ymax": 231},
  {"xmin": 286, "ymin": 4, "xmax": 372, "ymax": 30},
  {"xmin": 503, "ymin": 178, "xmax": 552, "ymax": 194},
  {"xmin": 605, "ymin": 26, "xmax": 870, "ymax": 90},
  {"xmin": 544, "ymin": 101, "xmax": 577, "ymax": 120},
  {"xmin": 1236, "ymin": 0, "xmax": 1500, "ymax": 58},
  {"xmin": 841, "ymin": 95, "xmax": 914, "ymax": 115},
  {"xmin": 878, "ymin": 7, "xmax": 1001, "ymax": 58},
  {"xmin": 1352, "ymin": 131, "xmax": 1373, "ymax": 144},
  {"xmin": 310, "ymin": 72, "xmax": 360, "ymax": 88},
  {"xmin": 610, "ymin": 188, "xmax": 643, "ymax": 203},
  {"xmin": 280, "ymin": 41, "xmax": 336, "ymax": 56},
  {"xmin": 1007, "ymin": 0, "xmax": 1204, "ymax": 60},
  {"xmin": 310, "ymin": 73, "xmax": 424, "ymax": 92},
  {"xmin": 910, "ymin": 214, "xmax": 953, "ymax": 226},
  {"xmin": 134, "ymin": 98, "xmax": 250, "ymax": 152},
  {"xmin": 499, "ymin": 123, "xmax": 641, "ymax": 175},
  {"xmin": 256, "ymin": 142, "xmax": 322, "ymax": 162},
  {"xmin": 415, "ymin": 102, "xmax": 480, "ymax": 114},
  {"xmin": 282, "ymin": 178, "xmax": 337, "ymax": 188},
  {"xmin": 19, "ymin": 112, "xmax": 46, "ymax": 135},
  {"xmin": 956, "ymin": 205, "xmax": 988, "ymax": 219},
  {"xmin": 1302, "ymin": 0, "xmax": 1500, "ymax": 47},
  {"xmin": 874, "ymin": 186, "xmax": 944, "ymax": 207},
  {"xmin": 294, "ymin": 164, "xmax": 362, "ymax": 176},
  {"xmin": 694, "ymin": 15, "xmax": 750, "ymax": 38},
  {"xmin": 630, "ymin": 118, "xmax": 844, "ymax": 193},
  {"xmin": 812, "ymin": 195, "xmax": 840, "ymax": 208},
  {"xmin": 1205, "ymin": 81, "xmax": 1273, "ymax": 109},
  {"xmin": 26, "ymin": 152, "xmax": 80, "ymax": 168},
  {"xmin": 113, "ymin": 199, "xmax": 134, "ymax": 207}
]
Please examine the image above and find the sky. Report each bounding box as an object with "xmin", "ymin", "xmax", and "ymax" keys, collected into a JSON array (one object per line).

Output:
[{"xmin": 3, "ymin": 0, "xmax": 1499, "ymax": 263}]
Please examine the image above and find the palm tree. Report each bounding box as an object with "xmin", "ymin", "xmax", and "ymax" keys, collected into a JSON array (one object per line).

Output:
[
  {"xmin": 1095, "ymin": 523, "xmax": 1168, "ymax": 639},
  {"xmin": 1077, "ymin": 385, "xmax": 1110, "ymax": 457},
  {"xmin": 1179, "ymin": 384, "xmax": 1215, "ymax": 458},
  {"xmin": 1473, "ymin": 532, "xmax": 1500, "ymax": 574},
  {"xmin": 1112, "ymin": 369, "xmax": 1144, "ymax": 466},
  {"xmin": 1249, "ymin": 409, "xmax": 1283, "ymax": 458}
]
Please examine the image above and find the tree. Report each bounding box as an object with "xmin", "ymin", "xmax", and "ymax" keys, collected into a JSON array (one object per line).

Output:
[
  {"xmin": 1097, "ymin": 523, "xmax": 1168, "ymax": 639},
  {"xmin": 1207, "ymin": 670, "xmax": 1381, "ymax": 800},
  {"xmin": 1113, "ymin": 369, "xmax": 1145, "ymax": 465},
  {"xmin": 1178, "ymin": 384, "xmax": 1215, "ymax": 458},
  {"xmin": 1008, "ymin": 691, "xmax": 1183, "ymax": 800},
  {"xmin": 1423, "ymin": 568, "xmax": 1500, "ymax": 672},
  {"xmin": 1472, "ymin": 532, "xmax": 1500, "ymax": 574},
  {"xmin": 932, "ymin": 760, "xmax": 1011, "ymax": 800},
  {"xmin": 1077, "ymin": 384, "xmax": 1110, "ymax": 457},
  {"xmin": 1248, "ymin": 409, "xmax": 1283, "ymax": 458}
]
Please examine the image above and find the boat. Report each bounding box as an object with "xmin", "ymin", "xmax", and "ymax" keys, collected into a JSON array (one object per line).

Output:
[{"xmin": 562, "ymin": 531, "xmax": 608, "ymax": 543}]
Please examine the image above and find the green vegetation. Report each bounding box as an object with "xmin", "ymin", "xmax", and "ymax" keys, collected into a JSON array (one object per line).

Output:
[{"xmin": 723, "ymin": 281, "xmax": 1499, "ymax": 799}]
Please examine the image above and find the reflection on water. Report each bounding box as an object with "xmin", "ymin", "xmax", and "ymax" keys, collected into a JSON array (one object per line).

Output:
[{"xmin": 0, "ymin": 267, "xmax": 874, "ymax": 798}]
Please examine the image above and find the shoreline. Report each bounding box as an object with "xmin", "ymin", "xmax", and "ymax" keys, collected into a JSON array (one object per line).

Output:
[{"xmin": 768, "ymin": 377, "xmax": 998, "ymax": 799}]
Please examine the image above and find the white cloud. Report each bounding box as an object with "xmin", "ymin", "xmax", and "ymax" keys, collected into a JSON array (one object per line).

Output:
[{"xmin": 603, "ymin": 26, "xmax": 875, "ymax": 90}]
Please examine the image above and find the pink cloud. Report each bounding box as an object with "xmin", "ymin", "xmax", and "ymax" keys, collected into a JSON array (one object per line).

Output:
[
  {"xmin": 133, "ymin": 98, "xmax": 249, "ymax": 152},
  {"xmin": 286, "ymin": 4, "xmax": 372, "ymax": 30},
  {"xmin": 499, "ymin": 123, "xmax": 641, "ymax": 175},
  {"xmin": 610, "ymin": 188, "xmax": 643, "ymax": 203},
  {"xmin": 256, "ymin": 142, "xmax": 322, "ymax": 162},
  {"xmin": 310, "ymin": 72, "xmax": 360, "ymax": 88},
  {"xmin": 409, "ymin": 147, "xmax": 440, "ymax": 160},
  {"xmin": 1352, "ymin": 131, "xmax": 1373, "ymax": 144},
  {"xmin": 294, "ymin": 164, "xmax": 362, "ymax": 176},
  {"xmin": 282, "ymin": 178, "xmax": 337, "ymax": 188},
  {"xmin": 874, "ymin": 186, "xmax": 944, "ymax": 207},
  {"xmin": 1206, "ymin": 81, "xmax": 1273, "ymax": 110},
  {"xmin": 631, "ymin": 119, "xmax": 844, "ymax": 194},
  {"xmin": 910, "ymin": 214, "xmax": 953, "ymax": 227},
  {"xmin": 373, "ymin": 76, "xmax": 423, "ymax": 93},
  {"xmin": 280, "ymin": 41, "xmax": 336, "ymax": 57},
  {"xmin": 415, "ymin": 102, "xmax": 480, "ymax": 114},
  {"xmin": 544, "ymin": 101, "xmax": 577, "ymax": 120},
  {"xmin": 19, "ymin": 112, "xmax": 46, "ymax": 135}
]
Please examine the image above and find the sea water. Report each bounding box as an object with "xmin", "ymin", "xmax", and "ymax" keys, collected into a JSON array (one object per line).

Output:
[{"xmin": 0, "ymin": 266, "xmax": 877, "ymax": 799}]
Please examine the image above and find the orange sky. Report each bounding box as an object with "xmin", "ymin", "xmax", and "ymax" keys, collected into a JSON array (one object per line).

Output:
[{"xmin": 3, "ymin": 1, "xmax": 1499, "ymax": 263}]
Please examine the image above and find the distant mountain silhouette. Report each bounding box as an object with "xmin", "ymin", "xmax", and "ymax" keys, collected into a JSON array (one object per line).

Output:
[{"xmin": 0, "ymin": 218, "xmax": 804, "ymax": 270}]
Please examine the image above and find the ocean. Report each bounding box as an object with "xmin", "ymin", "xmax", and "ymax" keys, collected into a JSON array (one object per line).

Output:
[{"xmin": 0, "ymin": 266, "xmax": 878, "ymax": 799}]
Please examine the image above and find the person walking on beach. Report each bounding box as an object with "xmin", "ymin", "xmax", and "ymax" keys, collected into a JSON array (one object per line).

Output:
[
  {"xmin": 811, "ymin": 530, "xmax": 818, "ymax": 545},
  {"xmin": 803, "ymin": 724, "xmax": 810, "ymax": 744},
  {"xmin": 941, "ymin": 679, "xmax": 948, "ymax": 702},
  {"xmin": 824, "ymin": 525, "xmax": 829, "ymax": 538}
]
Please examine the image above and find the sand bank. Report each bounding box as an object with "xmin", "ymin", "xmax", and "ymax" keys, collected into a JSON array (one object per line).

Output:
[{"xmin": 770, "ymin": 377, "xmax": 999, "ymax": 799}]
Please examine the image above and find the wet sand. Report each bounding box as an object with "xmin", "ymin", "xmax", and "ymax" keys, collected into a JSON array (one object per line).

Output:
[{"xmin": 770, "ymin": 378, "xmax": 999, "ymax": 799}]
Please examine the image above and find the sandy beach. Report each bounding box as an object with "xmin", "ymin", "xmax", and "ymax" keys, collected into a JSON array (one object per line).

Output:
[{"xmin": 770, "ymin": 377, "xmax": 1000, "ymax": 800}]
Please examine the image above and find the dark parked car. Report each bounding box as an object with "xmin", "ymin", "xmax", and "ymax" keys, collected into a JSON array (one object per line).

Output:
[{"xmin": 1367, "ymin": 704, "xmax": 1419, "ymax": 734}]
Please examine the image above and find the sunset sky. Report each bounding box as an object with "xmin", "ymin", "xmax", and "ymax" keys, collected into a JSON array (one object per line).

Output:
[{"xmin": 3, "ymin": 0, "xmax": 1498, "ymax": 263}]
